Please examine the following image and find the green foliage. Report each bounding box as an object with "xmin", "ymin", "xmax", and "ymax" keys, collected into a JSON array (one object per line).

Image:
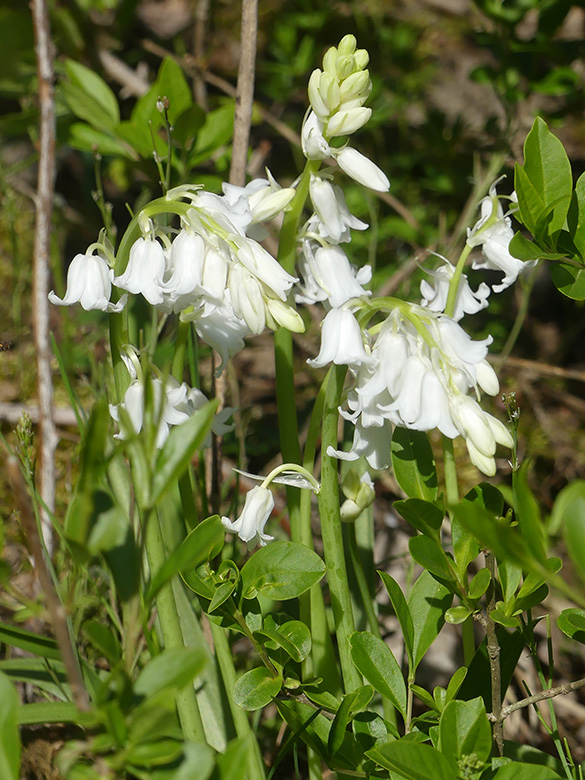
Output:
[
  {"xmin": 0, "ymin": 672, "xmax": 20, "ymax": 780},
  {"xmin": 240, "ymin": 541, "xmax": 326, "ymax": 601},
  {"xmin": 391, "ymin": 428, "xmax": 438, "ymax": 501}
]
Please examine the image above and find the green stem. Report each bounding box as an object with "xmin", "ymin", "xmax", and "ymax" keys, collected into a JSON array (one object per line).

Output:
[
  {"xmin": 144, "ymin": 510, "xmax": 204, "ymax": 741},
  {"xmin": 442, "ymin": 435, "xmax": 460, "ymax": 507},
  {"xmin": 318, "ymin": 364, "xmax": 362, "ymax": 693},
  {"xmin": 444, "ymin": 243, "xmax": 472, "ymax": 320},
  {"xmin": 210, "ymin": 622, "xmax": 266, "ymax": 779}
]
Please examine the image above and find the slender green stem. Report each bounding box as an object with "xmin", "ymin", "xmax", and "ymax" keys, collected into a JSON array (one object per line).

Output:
[
  {"xmin": 442, "ymin": 435, "xmax": 460, "ymax": 507},
  {"xmin": 444, "ymin": 243, "xmax": 472, "ymax": 320},
  {"xmin": 210, "ymin": 622, "xmax": 266, "ymax": 779},
  {"xmin": 144, "ymin": 509, "xmax": 204, "ymax": 741},
  {"xmin": 318, "ymin": 364, "xmax": 362, "ymax": 693}
]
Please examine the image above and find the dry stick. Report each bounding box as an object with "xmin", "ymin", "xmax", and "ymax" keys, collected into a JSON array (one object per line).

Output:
[
  {"xmin": 31, "ymin": 0, "xmax": 57, "ymax": 557},
  {"xmin": 488, "ymin": 677, "xmax": 585, "ymax": 722},
  {"xmin": 485, "ymin": 552, "xmax": 504, "ymax": 755},
  {"xmin": 193, "ymin": 0, "xmax": 210, "ymax": 109},
  {"xmin": 7, "ymin": 456, "xmax": 90, "ymax": 711}
]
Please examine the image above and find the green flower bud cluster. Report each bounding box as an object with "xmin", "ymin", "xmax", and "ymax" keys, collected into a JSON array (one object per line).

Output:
[
  {"xmin": 307, "ymin": 34, "xmax": 372, "ymax": 139},
  {"xmin": 340, "ymin": 469, "xmax": 376, "ymax": 523}
]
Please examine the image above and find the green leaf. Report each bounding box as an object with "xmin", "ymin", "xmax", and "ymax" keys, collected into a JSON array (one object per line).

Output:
[
  {"xmin": 349, "ymin": 632, "xmax": 407, "ymax": 716},
  {"xmin": 378, "ymin": 571, "xmax": 414, "ymax": 668},
  {"xmin": 328, "ymin": 686, "xmax": 373, "ymax": 758},
  {"xmin": 189, "ymin": 102, "xmax": 235, "ymax": 165},
  {"xmin": 391, "ymin": 428, "xmax": 438, "ymax": 500},
  {"xmin": 409, "ymin": 535, "xmax": 454, "ymax": 582},
  {"xmin": 513, "ymin": 461, "xmax": 547, "ymax": 564},
  {"xmin": 493, "ymin": 762, "xmax": 563, "ymax": 780},
  {"xmin": 550, "ymin": 262, "xmax": 585, "ymax": 300},
  {"xmin": 408, "ymin": 570, "xmax": 452, "ymax": 671},
  {"xmin": 153, "ymin": 514, "xmax": 225, "ymax": 601},
  {"xmin": 173, "ymin": 105, "xmax": 206, "ymax": 148},
  {"xmin": 568, "ymin": 172, "xmax": 585, "ymax": 260},
  {"xmin": 134, "ymin": 647, "xmax": 207, "ymax": 698},
  {"xmin": 519, "ymin": 117, "xmax": 573, "ymax": 239},
  {"xmin": 240, "ymin": 541, "xmax": 325, "ymax": 600},
  {"xmin": 0, "ymin": 671, "xmax": 20, "ymax": 780},
  {"xmin": 154, "ymin": 57, "xmax": 193, "ymax": 124},
  {"xmin": 82, "ymin": 620, "xmax": 121, "ymax": 665},
  {"xmin": 514, "ymin": 162, "xmax": 546, "ymax": 238},
  {"xmin": 68, "ymin": 123, "xmax": 134, "ymax": 158},
  {"xmin": 498, "ymin": 559, "xmax": 522, "ymax": 604},
  {"xmin": 558, "ymin": 608, "xmax": 585, "ymax": 644},
  {"xmin": 457, "ymin": 627, "xmax": 525, "ymax": 709},
  {"xmin": 125, "ymin": 739, "xmax": 183, "ymax": 767},
  {"xmin": 150, "ymin": 400, "xmax": 218, "ymax": 507},
  {"xmin": 394, "ymin": 498, "xmax": 443, "ymax": 537},
  {"xmin": 468, "ymin": 568, "xmax": 491, "ymax": 600},
  {"xmin": 0, "ymin": 658, "xmax": 68, "ymax": 699},
  {"xmin": 549, "ymin": 480, "xmax": 585, "ymax": 534},
  {"xmin": 0, "ymin": 623, "xmax": 60, "ymax": 660},
  {"xmin": 172, "ymin": 742, "xmax": 215, "ymax": 780},
  {"xmin": 451, "ymin": 517, "xmax": 480, "ymax": 583},
  {"xmin": 233, "ymin": 667, "xmax": 282, "ymax": 711},
  {"xmin": 509, "ymin": 232, "xmax": 566, "ymax": 262},
  {"xmin": 438, "ymin": 697, "xmax": 491, "ymax": 764},
  {"xmin": 256, "ymin": 620, "xmax": 312, "ymax": 663},
  {"xmin": 445, "ymin": 667, "xmax": 467, "ymax": 703},
  {"xmin": 445, "ymin": 606, "xmax": 471, "ymax": 625},
  {"xmin": 62, "ymin": 59, "xmax": 120, "ymax": 130},
  {"xmin": 17, "ymin": 702, "xmax": 96, "ymax": 726},
  {"xmin": 367, "ymin": 740, "xmax": 458, "ymax": 780}
]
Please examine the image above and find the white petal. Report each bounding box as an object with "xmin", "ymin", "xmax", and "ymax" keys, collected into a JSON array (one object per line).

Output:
[{"xmin": 335, "ymin": 147, "xmax": 390, "ymax": 192}]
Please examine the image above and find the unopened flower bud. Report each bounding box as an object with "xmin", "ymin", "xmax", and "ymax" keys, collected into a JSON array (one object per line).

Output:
[
  {"xmin": 354, "ymin": 49, "xmax": 369, "ymax": 70},
  {"xmin": 322, "ymin": 46, "xmax": 338, "ymax": 74},
  {"xmin": 308, "ymin": 70, "xmax": 329, "ymax": 119},
  {"xmin": 335, "ymin": 54, "xmax": 355, "ymax": 80},
  {"xmin": 320, "ymin": 72, "xmax": 341, "ymax": 113},
  {"xmin": 338, "ymin": 34, "xmax": 357, "ymax": 56},
  {"xmin": 340, "ymin": 70, "xmax": 371, "ymax": 103},
  {"xmin": 327, "ymin": 106, "xmax": 371, "ymax": 137}
]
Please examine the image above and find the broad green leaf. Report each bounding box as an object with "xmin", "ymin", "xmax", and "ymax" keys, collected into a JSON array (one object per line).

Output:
[
  {"xmin": 468, "ymin": 568, "xmax": 491, "ymax": 600},
  {"xmin": 134, "ymin": 647, "xmax": 207, "ymax": 698},
  {"xmin": 550, "ymin": 262, "xmax": 585, "ymax": 300},
  {"xmin": 87, "ymin": 501, "xmax": 130, "ymax": 556},
  {"xmin": 63, "ymin": 59, "xmax": 120, "ymax": 130},
  {"xmin": 153, "ymin": 514, "xmax": 225, "ymax": 601},
  {"xmin": 172, "ymin": 742, "xmax": 215, "ymax": 780},
  {"xmin": 445, "ymin": 667, "xmax": 467, "ymax": 703},
  {"xmin": 173, "ymin": 105, "xmax": 206, "ymax": 148},
  {"xmin": 233, "ymin": 667, "xmax": 282, "ymax": 711},
  {"xmin": 367, "ymin": 740, "xmax": 458, "ymax": 780},
  {"xmin": 549, "ymin": 480, "xmax": 585, "ymax": 534},
  {"xmin": 0, "ymin": 623, "xmax": 60, "ymax": 660},
  {"xmin": 189, "ymin": 102, "xmax": 236, "ymax": 165},
  {"xmin": 445, "ymin": 606, "xmax": 471, "ymax": 625},
  {"xmin": 213, "ymin": 733, "xmax": 255, "ymax": 780},
  {"xmin": 558, "ymin": 608, "xmax": 585, "ymax": 644},
  {"xmin": 411, "ymin": 684, "xmax": 437, "ymax": 712},
  {"xmin": 17, "ymin": 702, "xmax": 96, "ymax": 726},
  {"xmin": 514, "ymin": 162, "xmax": 546, "ymax": 238},
  {"xmin": 513, "ymin": 461, "xmax": 547, "ymax": 564},
  {"xmin": 465, "ymin": 482, "xmax": 505, "ymax": 516},
  {"xmin": 520, "ymin": 117, "xmax": 573, "ymax": 238},
  {"xmin": 393, "ymin": 498, "xmax": 443, "ymax": 537},
  {"xmin": 490, "ymin": 609, "xmax": 519, "ymax": 628},
  {"xmin": 127, "ymin": 689, "xmax": 180, "ymax": 746},
  {"xmin": 378, "ymin": 571, "xmax": 414, "ymax": 667},
  {"xmin": 240, "ymin": 541, "xmax": 325, "ymax": 600},
  {"xmin": 0, "ymin": 671, "xmax": 20, "ymax": 780},
  {"xmin": 438, "ymin": 697, "xmax": 491, "ymax": 764},
  {"xmin": 498, "ymin": 559, "xmax": 522, "ymax": 604},
  {"xmin": 457, "ymin": 628, "xmax": 525, "ymax": 708},
  {"xmin": 82, "ymin": 620, "xmax": 121, "ymax": 665},
  {"xmin": 151, "ymin": 400, "xmax": 218, "ymax": 507},
  {"xmin": 409, "ymin": 535, "xmax": 454, "ymax": 582},
  {"xmin": 0, "ymin": 658, "xmax": 68, "ymax": 700},
  {"xmin": 125, "ymin": 738, "xmax": 183, "ymax": 767},
  {"xmin": 408, "ymin": 570, "xmax": 452, "ymax": 670},
  {"xmin": 68, "ymin": 123, "xmax": 134, "ymax": 158},
  {"xmin": 349, "ymin": 632, "xmax": 407, "ymax": 716},
  {"xmin": 503, "ymin": 742, "xmax": 566, "ymax": 775},
  {"xmin": 509, "ymin": 232, "xmax": 566, "ymax": 262},
  {"xmin": 564, "ymin": 493, "xmax": 585, "ymax": 582},
  {"xmin": 451, "ymin": 517, "xmax": 480, "ymax": 583},
  {"xmin": 568, "ymin": 172, "xmax": 585, "ymax": 260},
  {"xmin": 391, "ymin": 428, "xmax": 438, "ymax": 501},
  {"xmin": 154, "ymin": 58, "xmax": 193, "ymax": 123},
  {"xmin": 257, "ymin": 620, "xmax": 311, "ymax": 663},
  {"xmin": 493, "ymin": 762, "xmax": 563, "ymax": 780},
  {"xmin": 352, "ymin": 710, "xmax": 391, "ymax": 751},
  {"xmin": 328, "ymin": 686, "xmax": 373, "ymax": 758},
  {"xmin": 103, "ymin": 525, "xmax": 141, "ymax": 602}
]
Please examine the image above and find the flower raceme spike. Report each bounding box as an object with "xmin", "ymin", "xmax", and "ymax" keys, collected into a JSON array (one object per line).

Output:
[
  {"xmin": 48, "ymin": 252, "xmax": 127, "ymax": 313},
  {"xmin": 308, "ymin": 307, "xmax": 374, "ymax": 370},
  {"xmin": 320, "ymin": 305, "xmax": 512, "ymax": 476},
  {"xmin": 420, "ymin": 257, "xmax": 490, "ymax": 321}
]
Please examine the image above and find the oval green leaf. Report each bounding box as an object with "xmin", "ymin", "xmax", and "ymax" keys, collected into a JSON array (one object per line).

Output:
[
  {"xmin": 349, "ymin": 632, "xmax": 406, "ymax": 717},
  {"xmin": 240, "ymin": 541, "xmax": 325, "ymax": 600},
  {"xmin": 233, "ymin": 667, "xmax": 282, "ymax": 711}
]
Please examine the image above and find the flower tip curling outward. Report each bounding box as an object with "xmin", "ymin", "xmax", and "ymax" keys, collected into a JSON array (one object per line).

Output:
[{"xmin": 222, "ymin": 485, "xmax": 275, "ymax": 547}]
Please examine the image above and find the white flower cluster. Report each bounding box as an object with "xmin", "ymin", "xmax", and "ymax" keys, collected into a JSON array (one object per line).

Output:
[
  {"xmin": 109, "ymin": 372, "xmax": 232, "ymax": 451},
  {"xmin": 321, "ymin": 305, "xmax": 512, "ymax": 476},
  {"xmin": 49, "ymin": 175, "xmax": 300, "ymax": 373}
]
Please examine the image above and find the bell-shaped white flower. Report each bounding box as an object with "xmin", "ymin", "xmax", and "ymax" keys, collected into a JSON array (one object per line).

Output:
[
  {"xmin": 189, "ymin": 292, "xmax": 249, "ymax": 375},
  {"xmin": 308, "ymin": 307, "xmax": 373, "ymax": 369},
  {"xmin": 49, "ymin": 252, "xmax": 126, "ymax": 313},
  {"xmin": 222, "ymin": 485, "xmax": 275, "ymax": 547},
  {"xmin": 333, "ymin": 147, "xmax": 390, "ymax": 192},
  {"xmin": 301, "ymin": 111, "xmax": 332, "ymax": 160},
  {"xmin": 228, "ymin": 263, "xmax": 267, "ymax": 335},
  {"xmin": 113, "ymin": 237, "xmax": 167, "ymax": 306},
  {"xmin": 420, "ymin": 258, "xmax": 490, "ymax": 321},
  {"xmin": 310, "ymin": 244, "xmax": 371, "ymax": 308},
  {"xmin": 162, "ymin": 230, "xmax": 206, "ymax": 298},
  {"xmin": 223, "ymin": 172, "xmax": 295, "ymax": 224},
  {"xmin": 309, "ymin": 175, "xmax": 368, "ymax": 243}
]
